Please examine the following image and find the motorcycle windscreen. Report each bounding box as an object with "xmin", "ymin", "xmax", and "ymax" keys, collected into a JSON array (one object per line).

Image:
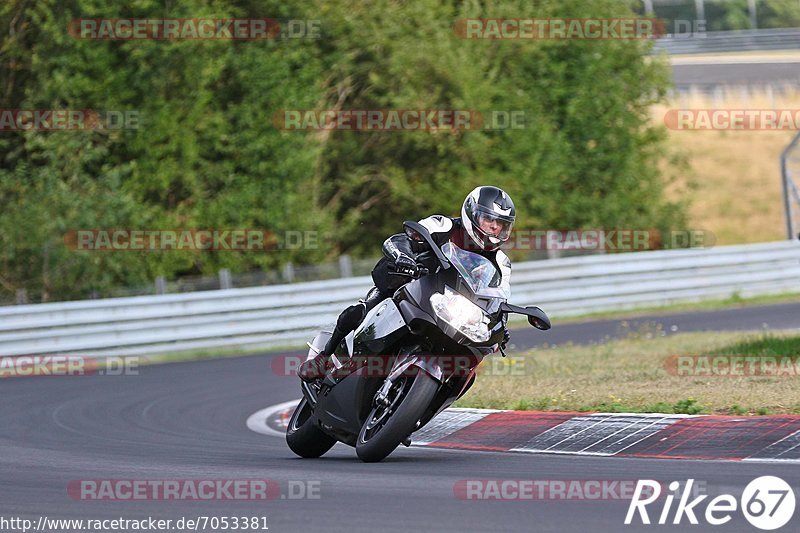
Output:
[{"xmin": 441, "ymin": 242, "xmax": 510, "ymax": 300}]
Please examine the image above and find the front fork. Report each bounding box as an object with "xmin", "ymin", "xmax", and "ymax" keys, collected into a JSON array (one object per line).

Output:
[
  {"xmin": 373, "ymin": 347, "xmax": 456, "ymax": 408},
  {"xmin": 300, "ymin": 380, "xmax": 319, "ymax": 408}
]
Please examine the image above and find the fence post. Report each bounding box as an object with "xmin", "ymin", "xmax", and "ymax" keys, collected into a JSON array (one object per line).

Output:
[
  {"xmin": 283, "ymin": 262, "xmax": 295, "ymax": 283},
  {"xmin": 15, "ymin": 289, "xmax": 27, "ymax": 305},
  {"xmin": 339, "ymin": 255, "xmax": 353, "ymax": 278},
  {"xmin": 219, "ymin": 268, "xmax": 232, "ymax": 290},
  {"xmin": 747, "ymin": 0, "xmax": 757, "ymax": 29},
  {"xmin": 155, "ymin": 276, "xmax": 166, "ymax": 295},
  {"xmin": 546, "ymin": 231, "xmax": 561, "ymax": 259},
  {"xmin": 781, "ymin": 132, "xmax": 800, "ymax": 240},
  {"xmin": 694, "ymin": 0, "xmax": 705, "ymax": 23}
]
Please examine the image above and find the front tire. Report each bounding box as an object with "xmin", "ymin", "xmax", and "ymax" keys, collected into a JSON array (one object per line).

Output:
[
  {"xmin": 356, "ymin": 371, "xmax": 438, "ymax": 462},
  {"xmin": 286, "ymin": 398, "xmax": 337, "ymax": 458}
]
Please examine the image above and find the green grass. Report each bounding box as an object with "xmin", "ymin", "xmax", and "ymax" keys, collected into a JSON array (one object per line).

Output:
[{"xmin": 716, "ymin": 334, "xmax": 800, "ymax": 358}]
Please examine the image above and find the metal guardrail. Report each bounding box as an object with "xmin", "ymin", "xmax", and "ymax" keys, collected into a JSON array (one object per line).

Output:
[
  {"xmin": 781, "ymin": 131, "xmax": 800, "ymax": 240},
  {"xmin": 0, "ymin": 240, "xmax": 798, "ymax": 357},
  {"xmin": 653, "ymin": 28, "xmax": 800, "ymax": 55}
]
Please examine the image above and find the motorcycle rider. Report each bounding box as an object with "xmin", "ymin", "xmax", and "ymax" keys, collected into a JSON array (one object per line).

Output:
[{"xmin": 298, "ymin": 185, "xmax": 516, "ymax": 382}]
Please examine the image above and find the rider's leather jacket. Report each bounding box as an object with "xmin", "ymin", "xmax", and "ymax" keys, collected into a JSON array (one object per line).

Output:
[
  {"xmin": 381, "ymin": 214, "xmax": 512, "ymax": 284},
  {"xmin": 376, "ymin": 214, "xmax": 512, "ymax": 337},
  {"xmin": 372, "ymin": 214, "xmax": 512, "ymax": 347}
]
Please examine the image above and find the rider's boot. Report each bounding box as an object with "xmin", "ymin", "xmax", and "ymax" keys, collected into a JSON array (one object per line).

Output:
[
  {"xmin": 297, "ymin": 325, "xmax": 346, "ymax": 381},
  {"xmin": 298, "ymin": 300, "xmax": 366, "ymax": 381}
]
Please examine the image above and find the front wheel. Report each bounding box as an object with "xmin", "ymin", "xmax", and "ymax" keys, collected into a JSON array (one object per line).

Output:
[
  {"xmin": 286, "ymin": 398, "xmax": 337, "ymax": 458},
  {"xmin": 356, "ymin": 371, "xmax": 438, "ymax": 462}
]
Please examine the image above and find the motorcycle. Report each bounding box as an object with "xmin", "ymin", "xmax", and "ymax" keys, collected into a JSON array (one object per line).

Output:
[{"xmin": 286, "ymin": 220, "xmax": 551, "ymax": 462}]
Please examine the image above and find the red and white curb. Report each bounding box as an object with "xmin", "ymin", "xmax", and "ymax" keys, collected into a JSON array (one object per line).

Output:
[
  {"xmin": 248, "ymin": 401, "xmax": 800, "ymax": 463},
  {"xmin": 247, "ymin": 400, "xmax": 300, "ymax": 438}
]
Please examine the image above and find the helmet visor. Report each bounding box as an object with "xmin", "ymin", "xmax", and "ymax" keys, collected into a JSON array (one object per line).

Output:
[{"xmin": 473, "ymin": 206, "xmax": 514, "ymax": 242}]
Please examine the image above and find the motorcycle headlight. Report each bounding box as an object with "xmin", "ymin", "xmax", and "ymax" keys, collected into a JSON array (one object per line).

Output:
[{"xmin": 430, "ymin": 286, "xmax": 491, "ymax": 342}]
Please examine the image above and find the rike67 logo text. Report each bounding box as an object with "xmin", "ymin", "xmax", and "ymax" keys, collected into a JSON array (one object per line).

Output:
[{"xmin": 625, "ymin": 477, "xmax": 795, "ymax": 530}]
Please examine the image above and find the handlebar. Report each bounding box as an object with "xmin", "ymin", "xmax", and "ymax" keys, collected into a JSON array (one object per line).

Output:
[{"xmin": 388, "ymin": 264, "xmax": 429, "ymax": 279}]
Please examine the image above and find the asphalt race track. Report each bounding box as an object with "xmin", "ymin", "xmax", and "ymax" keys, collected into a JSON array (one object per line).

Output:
[
  {"xmin": 2, "ymin": 302, "xmax": 799, "ymax": 532},
  {"xmin": 509, "ymin": 300, "xmax": 800, "ymax": 351}
]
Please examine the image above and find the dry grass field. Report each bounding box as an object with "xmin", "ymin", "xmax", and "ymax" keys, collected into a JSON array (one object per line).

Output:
[
  {"xmin": 456, "ymin": 329, "xmax": 800, "ymax": 415},
  {"xmin": 654, "ymin": 86, "xmax": 799, "ymax": 244}
]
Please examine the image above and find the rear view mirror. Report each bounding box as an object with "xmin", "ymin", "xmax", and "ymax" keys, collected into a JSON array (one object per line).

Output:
[
  {"xmin": 528, "ymin": 315, "xmax": 549, "ymax": 330},
  {"xmin": 404, "ymin": 226, "xmax": 425, "ymax": 242},
  {"xmin": 499, "ymin": 303, "xmax": 551, "ymax": 330},
  {"xmin": 526, "ymin": 306, "xmax": 551, "ymax": 330}
]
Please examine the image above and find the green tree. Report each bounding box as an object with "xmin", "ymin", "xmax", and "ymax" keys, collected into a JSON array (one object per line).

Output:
[
  {"xmin": 0, "ymin": 0, "xmax": 683, "ymax": 302},
  {"xmin": 307, "ymin": 0, "xmax": 682, "ymax": 259}
]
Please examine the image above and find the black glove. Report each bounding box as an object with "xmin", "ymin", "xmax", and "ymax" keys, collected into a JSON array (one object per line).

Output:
[
  {"xmin": 501, "ymin": 328, "xmax": 510, "ymax": 351},
  {"xmin": 390, "ymin": 253, "xmax": 420, "ymax": 277}
]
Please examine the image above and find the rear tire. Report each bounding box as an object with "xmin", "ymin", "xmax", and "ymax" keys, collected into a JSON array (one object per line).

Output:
[
  {"xmin": 286, "ymin": 398, "xmax": 337, "ymax": 458},
  {"xmin": 356, "ymin": 371, "xmax": 438, "ymax": 463}
]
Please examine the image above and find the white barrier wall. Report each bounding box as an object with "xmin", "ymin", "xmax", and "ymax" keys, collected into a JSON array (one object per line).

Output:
[{"xmin": 0, "ymin": 241, "xmax": 798, "ymax": 356}]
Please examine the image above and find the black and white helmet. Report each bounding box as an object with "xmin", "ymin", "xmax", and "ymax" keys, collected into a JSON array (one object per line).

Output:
[{"xmin": 461, "ymin": 186, "xmax": 516, "ymax": 252}]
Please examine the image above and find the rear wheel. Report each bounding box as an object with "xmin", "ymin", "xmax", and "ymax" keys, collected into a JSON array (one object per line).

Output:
[
  {"xmin": 356, "ymin": 371, "xmax": 438, "ymax": 462},
  {"xmin": 286, "ymin": 398, "xmax": 336, "ymax": 458}
]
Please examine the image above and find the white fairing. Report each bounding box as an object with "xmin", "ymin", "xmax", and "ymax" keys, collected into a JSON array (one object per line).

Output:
[
  {"xmin": 307, "ymin": 331, "xmax": 332, "ymax": 358},
  {"xmin": 418, "ymin": 215, "xmax": 453, "ymax": 237},
  {"xmin": 351, "ymin": 299, "xmax": 407, "ymax": 353}
]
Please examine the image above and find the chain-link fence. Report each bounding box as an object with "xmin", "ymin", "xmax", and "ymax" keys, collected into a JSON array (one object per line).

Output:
[
  {"xmin": 2, "ymin": 256, "xmax": 383, "ymax": 306},
  {"xmin": 641, "ymin": 0, "xmax": 800, "ymax": 31},
  {"xmin": 781, "ymin": 131, "xmax": 800, "ymax": 240}
]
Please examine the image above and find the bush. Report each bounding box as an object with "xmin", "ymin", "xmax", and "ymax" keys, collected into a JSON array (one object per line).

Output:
[{"xmin": 0, "ymin": 0, "xmax": 682, "ymax": 302}]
